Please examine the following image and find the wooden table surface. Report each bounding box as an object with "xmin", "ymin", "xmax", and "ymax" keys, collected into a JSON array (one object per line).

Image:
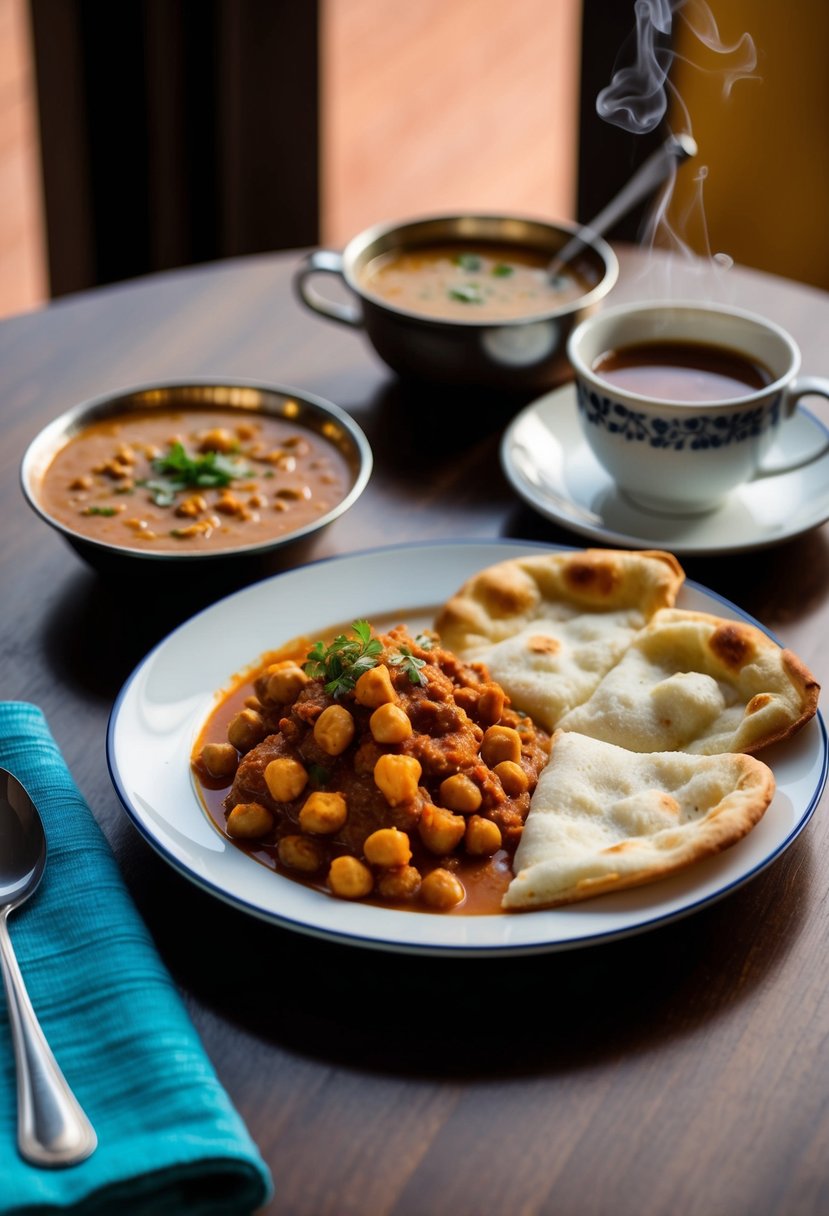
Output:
[{"xmin": 2, "ymin": 246, "xmax": 828, "ymax": 1216}]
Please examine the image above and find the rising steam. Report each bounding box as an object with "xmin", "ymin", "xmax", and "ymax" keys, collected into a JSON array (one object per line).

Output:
[
  {"xmin": 597, "ymin": 0, "xmax": 759, "ymax": 293},
  {"xmin": 597, "ymin": 0, "xmax": 758, "ymax": 137}
]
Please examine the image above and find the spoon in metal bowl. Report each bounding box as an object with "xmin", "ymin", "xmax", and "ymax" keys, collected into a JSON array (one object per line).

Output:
[
  {"xmin": 0, "ymin": 767, "xmax": 97, "ymax": 1166},
  {"xmin": 548, "ymin": 131, "xmax": 698, "ymax": 281}
]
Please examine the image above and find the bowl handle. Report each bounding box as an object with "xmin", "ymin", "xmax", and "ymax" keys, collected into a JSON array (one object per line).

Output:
[{"xmin": 294, "ymin": 249, "xmax": 363, "ymax": 328}]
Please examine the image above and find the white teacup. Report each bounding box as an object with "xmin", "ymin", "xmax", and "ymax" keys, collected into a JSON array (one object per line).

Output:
[{"xmin": 567, "ymin": 301, "xmax": 829, "ymax": 514}]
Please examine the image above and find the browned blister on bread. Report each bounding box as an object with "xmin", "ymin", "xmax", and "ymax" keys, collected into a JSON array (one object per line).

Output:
[
  {"xmin": 558, "ymin": 608, "xmax": 820, "ymax": 755},
  {"xmin": 435, "ymin": 549, "xmax": 685, "ymax": 731},
  {"xmin": 503, "ymin": 731, "xmax": 776, "ymax": 910}
]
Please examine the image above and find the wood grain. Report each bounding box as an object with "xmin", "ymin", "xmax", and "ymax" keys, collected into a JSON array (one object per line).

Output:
[{"xmin": 1, "ymin": 246, "xmax": 827, "ymax": 1216}]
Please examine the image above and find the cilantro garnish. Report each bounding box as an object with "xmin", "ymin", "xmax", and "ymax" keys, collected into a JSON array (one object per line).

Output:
[
  {"xmin": 492, "ymin": 263, "xmax": 514, "ymax": 277},
  {"xmin": 304, "ymin": 620, "xmax": 383, "ymax": 698},
  {"xmin": 388, "ymin": 645, "xmax": 427, "ymax": 686},
  {"xmin": 81, "ymin": 505, "xmax": 117, "ymax": 517},
  {"xmin": 449, "ymin": 283, "xmax": 484, "ymax": 304},
  {"xmin": 454, "ymin": 252, "xmax": 483, "ymax": 272},
  {"xmin": 140, "ymin": 442, "xmax": 252, "ymax": 506}
]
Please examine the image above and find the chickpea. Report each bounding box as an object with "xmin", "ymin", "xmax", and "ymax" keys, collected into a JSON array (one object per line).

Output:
[
  {"xmin": 313, "ymin": 704, "xmax": 355, "ymax": 756},
  {"xmin": 215, "ymin": 491, "xmax": 246, "ymax": 516},
  {"xmin": 364, "ymin": 827, "xmax": 412, "ymax": 868},
  {"xmin": 354, "ymin": 665, "xmax": 396, "ymax": 707},
  {"xmin": 481, "ymin": 725, "xmax": 522, "ymax": 767},
  {"xmin": 265, "ymin": 757, "xmax": 308, "ymax": 802},
  {"xmin": 227, "ymin": 708, "xmax": 267, "ymax": 753},
  {"xmin": 244, "ymin": 695, "xmax": 263, "ymax": 711},
  {"xmin": 175, "ymin": 494, "xmax": 207, "ymax": 518},
  {"xmin": 465, "ymin": 815, "xmax": 503, "ymax": 856},
  {"xmin": 477, "ymin": 686, "xmax": 506, "ymax": 725},
  {"xmin": 200, "ymin": 741, "xmax": 238, "ymax": 779},
  {"xmin": 439, "ymin": 773, "xmax": 482, "ymax": 814},
  {"xmin": 226, "ymin": 802, "xmax": 274, "ymax": 839},
  {"xmin": 493, "ymin": 760, "xmax": 529, "ymax": 796},
  {"xmin": 299, "ymin": 790, "xmax": 348, "ymax": 834},
  {"xmin": 420, "ymin": 868, "xmax": 465, "ymax": 910},
  {"xmin": 277, "ymin": 834, "xmax": 325, "ymax": 873},
  {"xmin": 418, "ymin": 804, "xmax": 466, "ymax": 855},
  {"xmin": 374, "ymin": 754, "xmax": 421, "ymax": 806},
  {"xmin": 370, "ymin": 703, "xmax": 412, "ymax": 744},
  {"xmin": 265, "ymin": 661, "xmax": 309, "ymax": 704},
  {"xmin": 198, "ymin": 427, "xmax": 237, "ymax": 453},
  {"xmin": 328, "ymin": 855, "xmax": 374, "ymax": 899},
  {"xmin": 377, "ymin": 865, "xmax": 422, "ymax": 900}
]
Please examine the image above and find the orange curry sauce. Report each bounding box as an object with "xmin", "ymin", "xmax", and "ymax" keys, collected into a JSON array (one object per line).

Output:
[{"xmin": 192, "ymin": 631, "xmax": 550, "ymax": 915}]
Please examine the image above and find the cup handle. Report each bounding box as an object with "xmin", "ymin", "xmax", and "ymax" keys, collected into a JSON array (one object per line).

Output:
[
  {"xmin": 293, "ymin": 249, "xmax": 363, "ymax": 328},
  {"xmin": 755, "ymin": 376, "xmax": 829, "ymax": 478}
]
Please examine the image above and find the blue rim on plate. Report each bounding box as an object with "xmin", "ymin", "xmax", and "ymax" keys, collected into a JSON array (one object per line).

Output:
[{"xmin": 107, "ymin": 539, "xmax": 827, "ymax": 957}]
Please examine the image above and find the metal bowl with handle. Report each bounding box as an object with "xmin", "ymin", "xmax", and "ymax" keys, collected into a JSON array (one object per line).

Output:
[{"xmin": 295, "ymin": 213, "xmax": 619, "ymax": 393}]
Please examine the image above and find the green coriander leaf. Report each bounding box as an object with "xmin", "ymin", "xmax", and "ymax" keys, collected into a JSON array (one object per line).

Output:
[
  {"xmin": 454, "ymin": 252, "xmax": 483, "ymax": 272},
  {"xmin": 414, "ymin": 633, "xmax": 434, "ymax": 651},
  {"xmin": 81, "ymin": 505, "xmax": 117, "ymax": 517},
  {"xmin": 492, "ymin": 263, "xmax": 514, "ymax": 277},
  {"xmin": 303, "ymin": 621, "xmax": 382, "ymax": 697},
  {"xmin": 449, "ymin": 283, "xmax": 484, "ymax": 304},
  {"xmin": 388, "ymin": 645, "xmax": 427, "ymax": 686}
]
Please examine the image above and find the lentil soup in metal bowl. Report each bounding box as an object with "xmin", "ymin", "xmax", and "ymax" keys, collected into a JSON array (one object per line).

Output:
[{"xmin": 21, "ymin": 381, "xmax": 372, "ymax": 568}]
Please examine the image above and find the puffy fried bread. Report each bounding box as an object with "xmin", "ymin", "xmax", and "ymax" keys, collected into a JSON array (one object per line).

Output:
[
  {"xmin": 558, "ymin": 608, "xmax": 820, "ymax": 755},
  {"xmin": 503, "ymin": 731, "xmax": 775, "ymax": 910},
  {"xmin": 435, "ymin": 549, "xmax": 684, "ymax": 731}
]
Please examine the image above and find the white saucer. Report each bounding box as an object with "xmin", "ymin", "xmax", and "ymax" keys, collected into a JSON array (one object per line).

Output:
[{"xmin": 501, "ymin": 383, "xmax": 829, "ymax": 555}]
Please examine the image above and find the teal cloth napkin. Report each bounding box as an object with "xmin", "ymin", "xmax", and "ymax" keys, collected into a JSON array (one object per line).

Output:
[{"xmin": 0, "ymin": 702, "xmax": 273, "ymax": 1215}]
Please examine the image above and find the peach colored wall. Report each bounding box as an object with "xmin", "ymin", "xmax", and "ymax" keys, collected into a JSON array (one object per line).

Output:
[
  {"xmin": 321, "ymin": 0, "xmax": 582, "ymax": 245},
  {"xmin": 0, "ymin": 0, "xmax": 46, "ymax": 317}
]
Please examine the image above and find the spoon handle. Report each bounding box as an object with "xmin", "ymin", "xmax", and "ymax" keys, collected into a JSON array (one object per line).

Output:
[
  {"xmin": 0, "ymin": 910, "xmax": 97, "ymax": 1166},
  {"xmin": 548, "ymin": 132, "xmax": 698, "ymax": 278}
]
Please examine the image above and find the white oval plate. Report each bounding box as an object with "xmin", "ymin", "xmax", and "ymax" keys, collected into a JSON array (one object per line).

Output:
[{"xmin": 107, "ymin": 540, "xmax": 827, "ymax": 957}]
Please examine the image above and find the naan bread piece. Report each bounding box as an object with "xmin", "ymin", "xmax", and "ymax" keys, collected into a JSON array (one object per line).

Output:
[
  {"xmin": 503, "ymin": 731, "xmax": 775, "ymax": 910},
  {"xmin": 558, "ymin": 608, "xmax": 819, "ymax": 755},
  {"xmin": 435, "ymin": 549, "xmax": 684, "ymax": 730}
]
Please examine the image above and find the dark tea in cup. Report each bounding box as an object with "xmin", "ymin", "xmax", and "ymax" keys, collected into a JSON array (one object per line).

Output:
[
  {"xmin": 567, "ymin": 301, "xmax": 829, "ymax": 513},
  {"xmin": 591, "ymin": 341, "xmax": 773, "ymax": 403}
]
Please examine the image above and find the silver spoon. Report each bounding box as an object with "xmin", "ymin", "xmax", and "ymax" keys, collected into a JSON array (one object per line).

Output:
[
  {"xmin": 0, "ymin": 767, "xmax": 97, "ymax": 1167},
  {"xmin": 548, "ymin": 131, "xmax": 698, "ymax": 280}
]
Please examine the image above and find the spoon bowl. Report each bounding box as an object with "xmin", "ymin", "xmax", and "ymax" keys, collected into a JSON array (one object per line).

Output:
[{"xmin": 0, "ymin": 768, "xmax": 97, "ymax": 1166}]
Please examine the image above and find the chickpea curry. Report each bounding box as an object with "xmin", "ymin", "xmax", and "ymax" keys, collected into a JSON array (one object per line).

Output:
[
  {"xmin": 38, "ymin": 406, "xmax": 353, "ymax": 553},
  {"xmin": 192, "ymin": 622, "xmax": 551, "ymax": 914}
]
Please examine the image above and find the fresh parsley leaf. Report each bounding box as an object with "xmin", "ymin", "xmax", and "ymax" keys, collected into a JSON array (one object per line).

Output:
[
  {"xmin": 304, "ymin": 620, "xmax": 383, "ymax": 697},
  {"xmin": 492, "ymin": 263, "xmax": 514, "ymax": 277},
  {"xmin": 308, "ymin": 763, "xmax": 331, "ymax": 787},
  {"xmin": 388, "ymin": 645, "xmax": 427, "ymax": 686},
  {"xmin": 449, "ymin": 283, "xmax": 484, "ymax": 304},
  {"xmin": 139, "ymin": 442, "xmax": 253, "ymax": 505},
  {"xmin": 414, "ymin": 633, "xmax": 434, "ymax": 651},
  {"xmin": 454, "ymin": 252, "xmax": 483, "ymax": 272},
  {"xmin": 81, "ymin": 505, "xmax": 117, "ymax": 517}
]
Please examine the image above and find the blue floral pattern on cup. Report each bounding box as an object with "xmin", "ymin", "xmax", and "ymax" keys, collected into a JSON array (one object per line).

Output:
[{"xmin": 575, "ymin": 382, "xmax": 782, "ymax": 450}]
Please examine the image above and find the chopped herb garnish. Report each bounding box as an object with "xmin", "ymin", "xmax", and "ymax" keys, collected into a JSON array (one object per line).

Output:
[
  {"xmin": 454, "ymin": 252, "xmax": 483, "ymax": 272},
  {"xmin": 449, "ymin": 283, "xmax": 484, "ymax": 304},
  {"xmin": 304, "ymin": 619, "xmax": 383, "ymax": 698},
  {"xmin": 492, "ymin": 263, "xmax": 514, "ymax": 277},
  {"xmin": 388, "ymin": 645, "xmax": 427, "ymax": 686},
  {"xmin": 139, "ymin": 441, "xmax": 253, "ymax": 505},
  {"xmin": 308, "ymin": 763, "xmax": 331, "ymax": 787},
  {"xmin": 414, "ymin": 633, "xmax": 434, "ymax": 651},
  {"xmin": 81, "ymin": 505, "xmax": 117, "ymax": 517}
]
